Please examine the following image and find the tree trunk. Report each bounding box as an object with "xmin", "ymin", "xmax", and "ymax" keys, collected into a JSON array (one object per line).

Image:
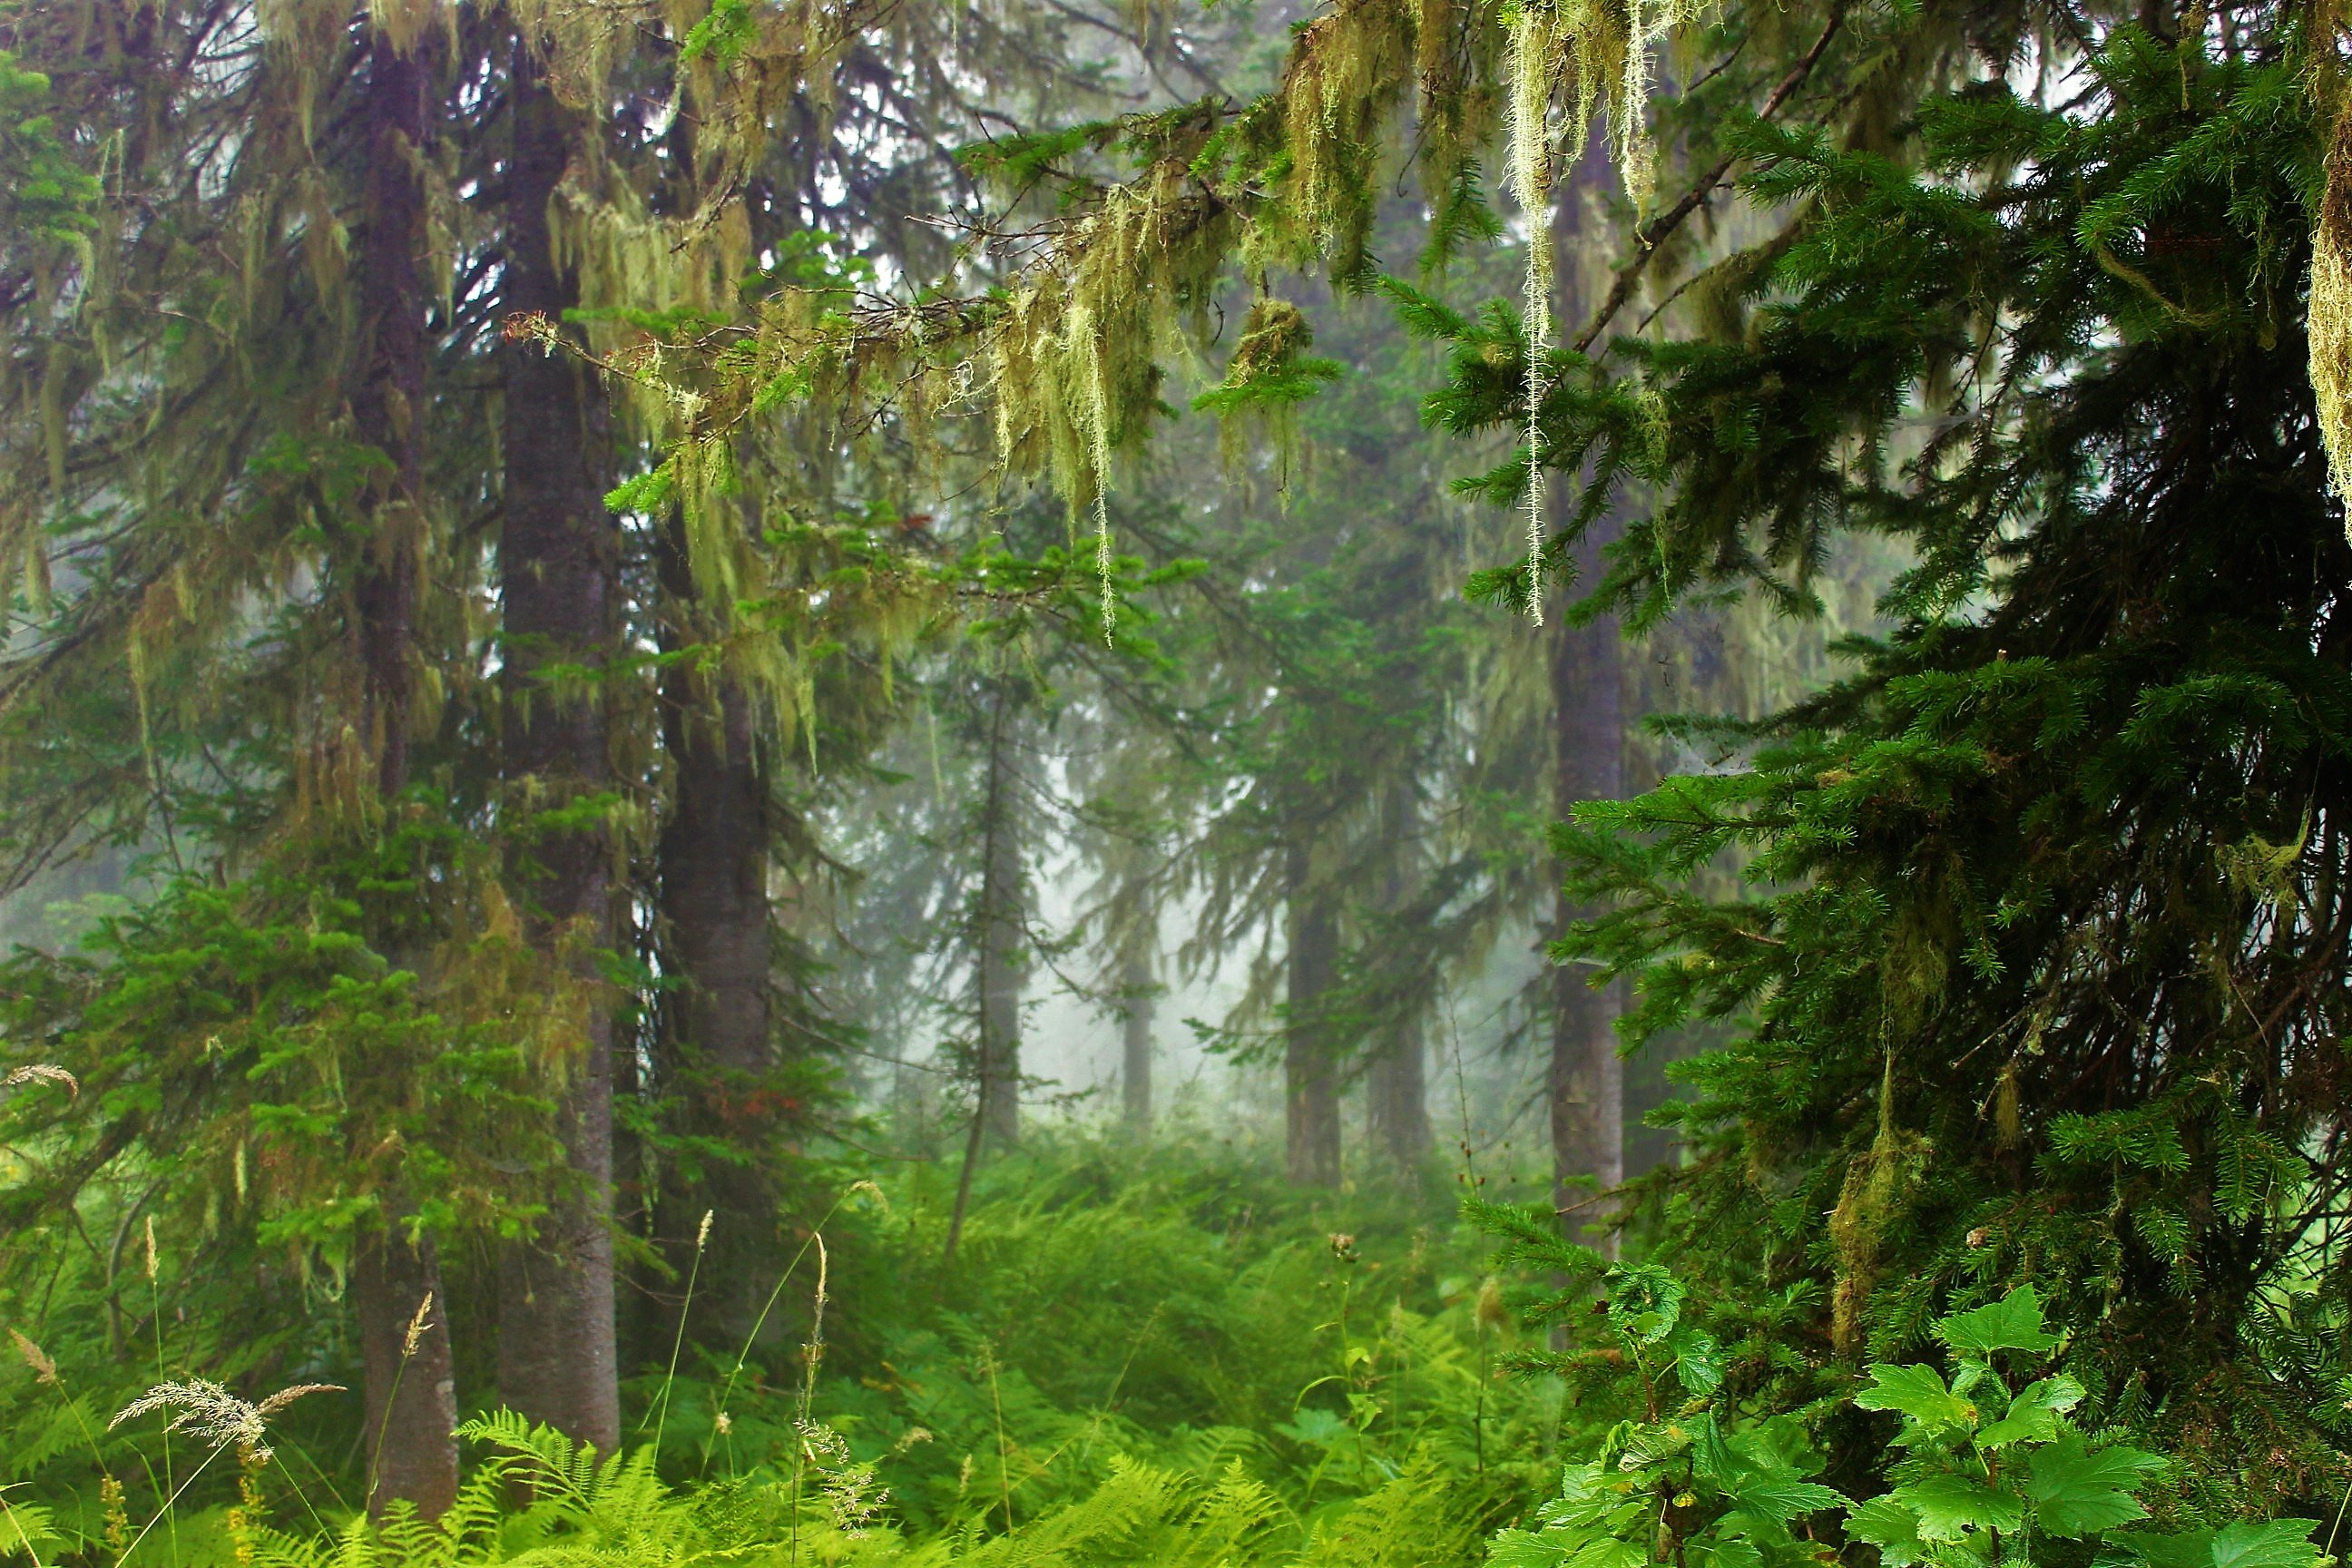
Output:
[
  {"xmin": 1284, "ymin": 845, "xmax": 1342, "ymax": 1187},
  {"xmin": 352, "ymin": 1222, "xmax": 456, "ymax": 1518},
  {"xmin": 1121, "ymin": 945, "xmax": 1153, "ymax": 1132},
  {"xmin": 495, "ymin": 38, "xmax": 620, "ymax": 1457},
  {"xmin": 653, "ymin": 505, "xmax": 776, "ymax": 1344},
  {"xmin": 1366, "ymin": 777, "xmax": 1428, "ymax": 1174},
  {"xmin": 1545, "ymin": 127, "xmax": 1631, "ymax": 1251},
  {"xmin": 975, "ymin": 681, "xmax": 1025, "ymax": 1151},
  {"xmin": 1548, "ymin": 514, "xmax": 1625, "ymax": 1247},
  {"xmin": 348, "ymin": 26, "xmax": 456, "ymax": 1519},
  {"xmin": 1367, "ymin": 1013, "xmax": 1429, "ymax": 1175}
]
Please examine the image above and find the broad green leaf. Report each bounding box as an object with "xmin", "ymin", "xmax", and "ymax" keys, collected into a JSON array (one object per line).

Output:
[
  {"xmin": 1697, "ymin": 1537, "xmax": 1765, "ymax": 1568},
  {"xmin": 1856, "ymin": 1364, "xmax": 1977, "ymax": 1432},
  {"xmin": 1674, "ymin": 1327, "xmax": 1726, "ymax": 1396},
  {"xmin": 1723, "ymin": 1478, "xmax": 1847, "ymax": 1523},
  {"xmin": 1691, "ymin": 1413, "xmax": 1743, "ymax": 1486},
  {"xmin": 2112, "ymin": 1524, "xmax": 2318, "ymax": 1568},
  {"xmin": 2124, "ymin": 1532, "xmax": 2220, "ymax": 1568},
  {"xmin": 1566, "ymin": 1540, "xmax": 1648, "ymax": 1568},
  {"xmin": 1544, "ymin": 1463, "xmax": 1644, "ymax": 1531},
  {"xmin": 2025, "ymin": 1436, "xmax": 2162, "ymax": 1537},
  {"xmin": 1849, "ymin": 1496, "xmax": 1926, "ymax": 1568},
  {"xmin": 1899, "ymin": 1473, "xmax": 2025, "ymax": 1541},
  {"xmin": 1936, "ymin": 1286, "xmax": 2062, "ymax": 1359},
  {"xmin": 1975, "ymin": 1375, "xmax": 2085, "ymax": 1448},
  {"xmin": 1490, "ymin": 1528, "xmax": 1575, "ymax": 1568},
  {"xmin": 2209, "ymin": 1520, "xmax": 2318, "ymax": 1568}
]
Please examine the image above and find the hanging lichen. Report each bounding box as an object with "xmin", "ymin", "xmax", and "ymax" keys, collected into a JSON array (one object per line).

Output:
[
  {"xmin": 1506, "ymin": 5, "xmax": 1559, "ymax": 625},
  {"xmin": 2313, "ymin": 91, "xmax": 2352, "ymax": 533}
]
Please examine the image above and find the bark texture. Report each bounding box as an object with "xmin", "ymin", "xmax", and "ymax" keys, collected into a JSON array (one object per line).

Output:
[
  {"xmin": 349, "ymin": 28, "xmax": 456, "ymax": 1519},
  {"xmin": 654, "ymin": 505, "xmax": 777, "ymax": 1344},
  {"xmin": 495, "ymin": 41, "xmax": 621, "ymax": 1457},
  {"xmin": 1548, "ymin": 514, "xmax": 1625, "ymax": 1244},
  {"xmin": 352, "ymin": 1223, "xmax": 456, "ymax": 1519},
  {"xmin": 353, "ymin": 31, "xmax": 425, "ymax": 800},
  {"xmin": 1284, "ymin": 845, "xmax": 1343, "ymax": 1187},
  {"xmin": 1546, "ymin": 132, "xmax": 1630, "ymax": 1248},
  {"xmin": 974, "ymin": 682, "xmax": 1025, "ymax": 1151}
]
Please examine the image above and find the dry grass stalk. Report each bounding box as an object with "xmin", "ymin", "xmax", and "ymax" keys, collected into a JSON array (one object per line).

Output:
[
  {"xmin": 8, "ymin": 1329, "xmax": 56, "ymax": 1387},
  {"xmin": 112, "ymin": 1379, "xmax": 343, "ymax": 1462},
  {"xmin": 2, "ymin": 1063, "xmax": 75, "ymax": 1096}
]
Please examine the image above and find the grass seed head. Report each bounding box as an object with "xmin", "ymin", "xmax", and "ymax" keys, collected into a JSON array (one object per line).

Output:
[
  {"xmin": 8, "ymin": 1329, "xmax": 57, "ymax": 1387},
  {"xmin": 113, "ymin": 1378, "xmax": 344, "ymax": 1462},
  {"xmin": 401, "ymin": 1292, "xmax": 435, "ymax": 1358},
  {"xmin": 3, "ymin": 1063, "xmax": 76, "ymax": 1095}
]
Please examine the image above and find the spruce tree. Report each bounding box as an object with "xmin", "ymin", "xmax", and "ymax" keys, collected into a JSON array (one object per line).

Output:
[{"xmin": 1465, "ymin": 11, "xmax": 2352, "ymax": 1496}]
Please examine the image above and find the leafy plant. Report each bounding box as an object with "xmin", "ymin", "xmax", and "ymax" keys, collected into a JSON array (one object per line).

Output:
[{"xmin": 1490, "ymin": 1283, "xmax": 2321, "ymax": 1568}]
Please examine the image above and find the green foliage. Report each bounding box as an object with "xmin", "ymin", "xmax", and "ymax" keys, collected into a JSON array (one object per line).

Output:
[
  {"xmin": 0, "ymin": 47, "xmax": 96, "ymax": 278},
  {"xmin": 632, "ymin": 1137, "xmax": 1553, "ymax": 1530},
  {"xmin": 0, "ymin": 1136, "xmax": 1544, "ymax": 1565},
  {"xmin": 1407, "ymin": 16, "xmax": 2352, "ymax": 1518},
  {"xmin": 240, "ymin": 1415, "xmax": 1489, "ymax": 1568},
  {"xmin": 1490, "ymin": 1285, "xmax": 2314, "ymax": 1568}
]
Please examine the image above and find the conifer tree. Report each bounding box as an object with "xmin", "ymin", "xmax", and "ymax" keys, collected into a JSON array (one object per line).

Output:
[
  {"xmin": 1449, "ymin": 5, "xmax": 2352, "ymax": 1493},
  {"xmin": 494, "ymin": 26, "xmax": 623, "ymax": 1455},
  {"xmin": 348, "ymin": 6, "xmax": 459, "ymax": 1515}
]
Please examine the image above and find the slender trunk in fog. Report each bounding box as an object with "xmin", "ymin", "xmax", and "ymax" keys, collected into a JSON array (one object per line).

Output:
[
  {"xmin": 1121, "ymin": 946, "xmax": 1153, "ymax": 1132},
  {"xmin": 349, "ymin": 24, "xmax": 456, "ymax": 1519},
  {"xmin": 1367, "ymin": 1013, "xmax": 1430, "ymax": 1175},
  {"xmin": 1284, "ymin": 844, "xmax": 1343, "ymax": 1186},
  {"xmin": 495, "ymin": 38, "xmax": 620, "ymax": 1455},
  {"xmin": 1366, "ymin": 777, "xmax": 1429, "ymax": 1174},
  {"xmin": 975, "ymin": 682, "xmax": 1025, "ymax": 1150}
]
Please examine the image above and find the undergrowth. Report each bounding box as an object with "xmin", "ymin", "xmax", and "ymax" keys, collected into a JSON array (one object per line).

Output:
[{"xmin": 0, "ymin": 1132, "xmax": 1560, "ymax": 1566}]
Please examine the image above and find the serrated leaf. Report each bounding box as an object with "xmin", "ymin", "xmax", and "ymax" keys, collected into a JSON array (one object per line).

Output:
[
  {"xmin": 1899, "ymin": 1473, "xmax": 2025, "ymax": 1541},
  {"xmin": 1674, "ymin": 1327, "xmax": 1725, "ymax": 1396},
  {"xmin": 1698, "ymin": 1537, "xmax": 1764, "ymax": 1568},
  {"xmin": 1856, "ymin": 1364, "xmax": 1977, "ymax": 1432},
  {"xmin": 1490, "ymin": 1528, "xmax": 1575, "ymax": 1568},
  {"xmin": 1849, "ymin": 1496, "xmax": 1926, "ymax": 1568},
  {"xmin": 1975, "ymin": 1375, "xmax": 2085, "ymax": 1448},
  {"xmin": 1936, "ymin": 1287, "xmax": 2062, "ymax": 1358},
  {"xmin": 2209, "ymin": 1520, "xmax": 2318, "ymax": 1568},
  {"xmin": 2134, "ymin": 1534, "xmax": 2220, "ymax": 1568},
  {"xmin": 1691, "ymin": 1413, "xmax": 1739, "ymax": 1485},
  {"xmin": 2025, "ymin": 1436, "xmax": 2162, "ymax": 1537},
  {"xmin": 1566, "ymin": 1541, "xmax": 1648, "ymax": 1568},
  {"xmin": 1724, "ymin": 1479, "xmax": 1847, "ymax": 1523}
]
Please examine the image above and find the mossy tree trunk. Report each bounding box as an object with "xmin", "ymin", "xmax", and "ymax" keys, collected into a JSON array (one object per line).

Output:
[
  {"xmin": 494, "ymin": 36, "xmax": 621, "ymax": 1456},
  {"xmin": 653, "ymin": 503, "xmax": 777, "ymax": 1345},
  {"xmin": 348, "ymin": 22, "xmax": 457, "ymax": 1521}
]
